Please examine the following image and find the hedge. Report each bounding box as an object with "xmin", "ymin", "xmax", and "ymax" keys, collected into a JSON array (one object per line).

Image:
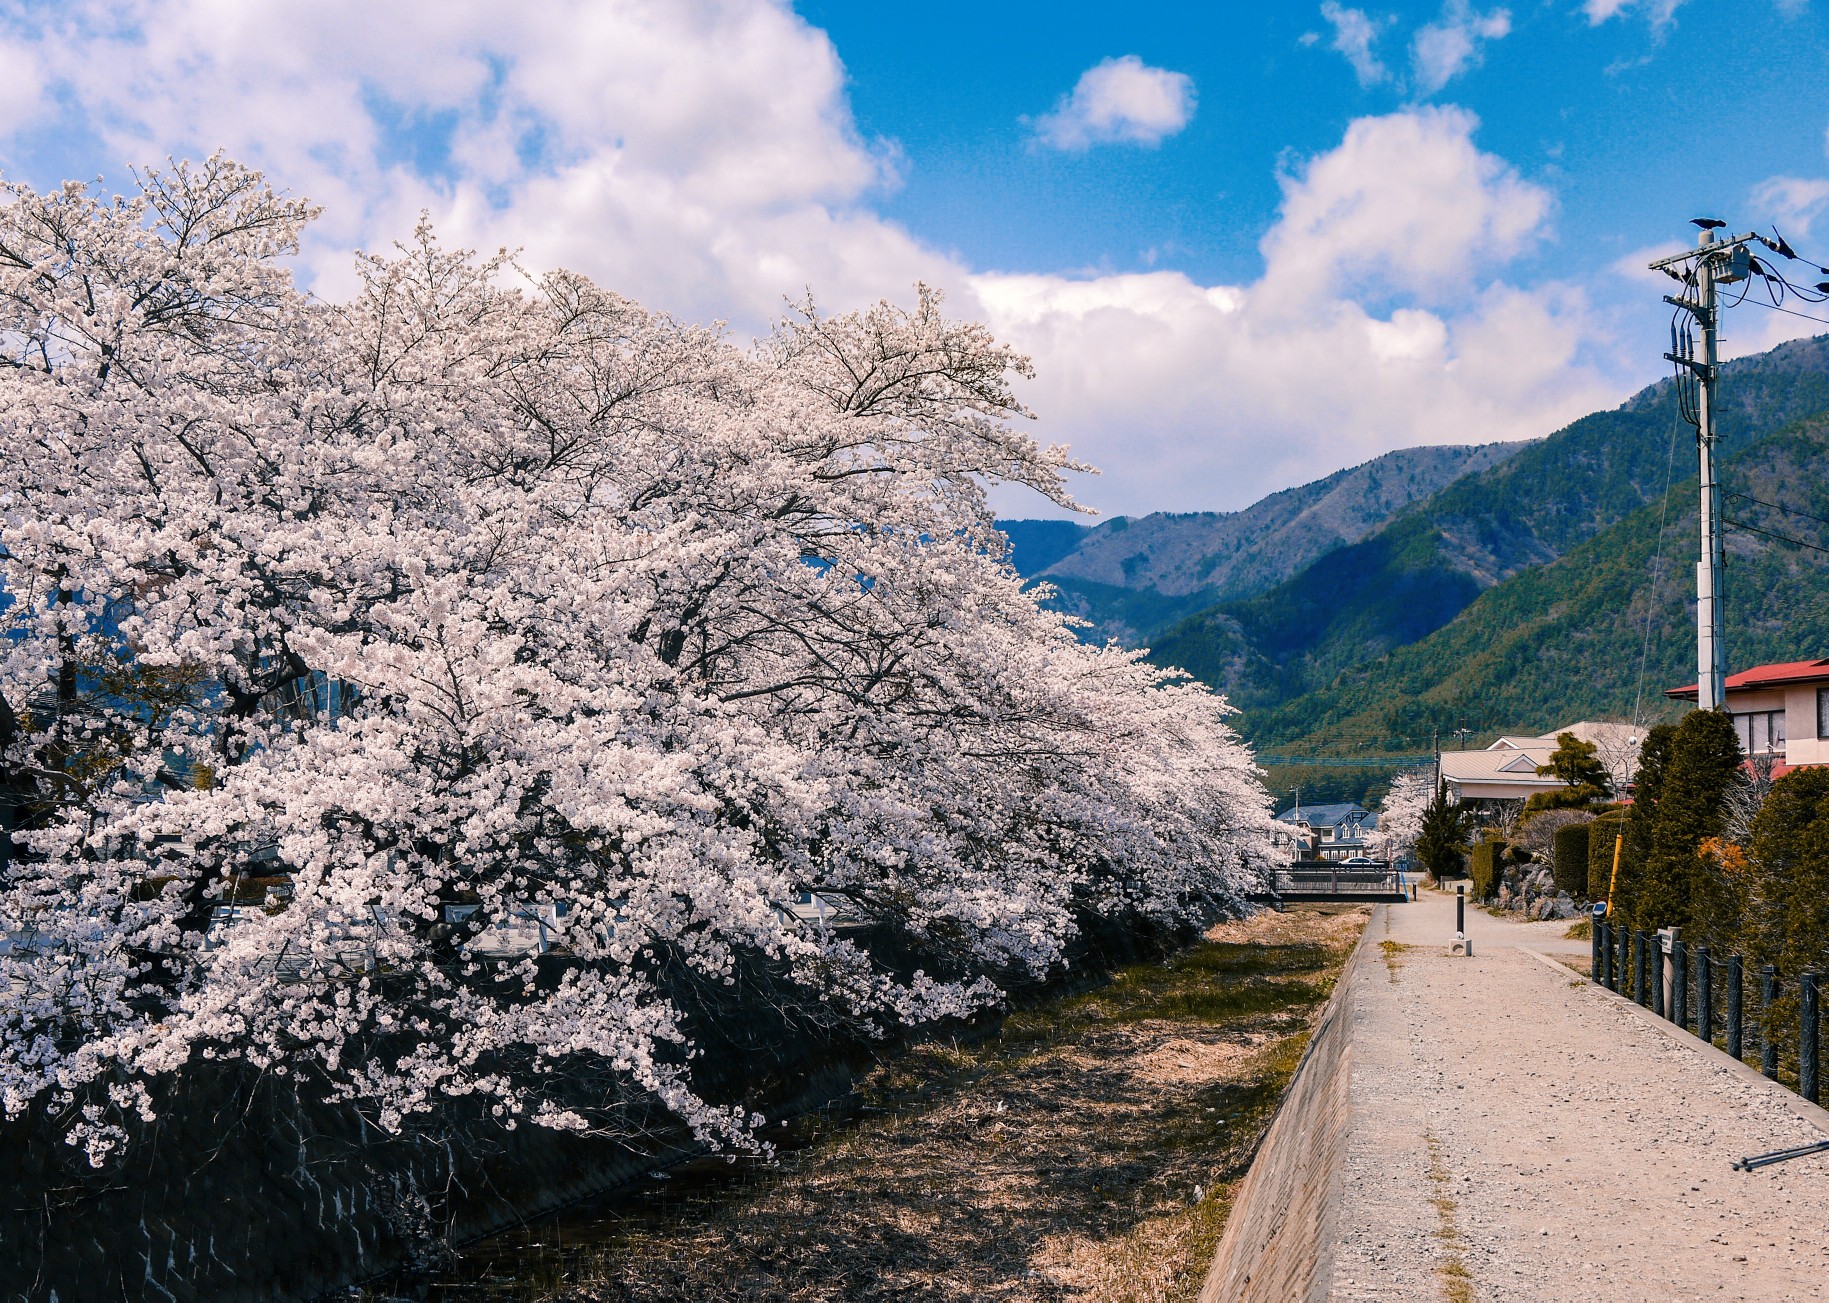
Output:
[
  {"xmin": 1587, "ymin": 811, "xmax": 1626, "ymax": 904},
  {"xmin": 1552, "ymin": 822, "xmax": 1591, "ymax": 898},
  {"xmin": 1470, "ymin": 837, "xmax": 1504, "ymax": 900}
]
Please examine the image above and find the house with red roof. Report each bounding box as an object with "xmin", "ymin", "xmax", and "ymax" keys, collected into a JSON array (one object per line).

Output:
[{"xmin": 1666, "ymin": 659, "xmax": 1829, "ymax": 773}]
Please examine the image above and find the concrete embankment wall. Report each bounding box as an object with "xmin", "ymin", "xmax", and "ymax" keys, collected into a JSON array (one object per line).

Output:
[{"xmin": 1198, "ymin": 906, "xmax": 1379, "ymax": 1303}]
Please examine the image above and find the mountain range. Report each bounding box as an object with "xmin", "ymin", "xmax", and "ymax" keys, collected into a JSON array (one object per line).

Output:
[{"xmin": 1002, "ymin": 331, "xmax": 1829, "ymax": 801}]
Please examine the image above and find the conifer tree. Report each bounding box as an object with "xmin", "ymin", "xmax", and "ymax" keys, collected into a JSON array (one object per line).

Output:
[
  {"xmin": 1741, "ymin": 766, "xmax": 1829, "ymax": 1062},
  {"xmin": 1632, "ymin": 710, "xmax": 1742, "ymax": 940},
  {"xmin": 1414, "ymin": 779, "xmax": 1471, "ymax": 884},
  {"xmin": 1613, "ymin": 722, "xmax": 1675, "ymax": 927},
  {"xmin": 1524, "ymin": 732, "xmax": 1611, "ymax": 814}
]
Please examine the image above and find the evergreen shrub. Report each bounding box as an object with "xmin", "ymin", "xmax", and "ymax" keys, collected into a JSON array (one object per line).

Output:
[
  {"xmin": 1552, "ymin": 822, "xmax": 1590, "ymax": 898},
  {"xmin": 1740, "ymin": 767, "xmax": 1829, "ymax": 1067},
  {"xmin": 1586, "ymin": 810, "xmax": 1626, "ymax": 904},
  {"xmin": 1470, "ymin": 837, "xmax": 1504, "ymax": 900}
]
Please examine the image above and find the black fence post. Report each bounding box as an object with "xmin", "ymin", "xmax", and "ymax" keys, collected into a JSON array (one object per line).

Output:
[
  {"xmin": 1761, "ymin": 965, "xmax": 1780, "ymax": 1081},
  {"xmin": 1653, "ymin": 936, "xmax": 1666, "ymax": 1018},
  {"xmin": 1633, "ymin": 931, "xmax": 1647, "ymax": 1006},
  {"xmin": 1696, "ymin": 946, "xmax": 1713, "ymax": 1048},
  {"xmin": 1615, "ymin": 924, "xmax": 1627, "ymax": 994},
  {"xmin": 1803, "ymin": 972, "xmax": 1821, "ymax": 1106},
  {"xmin": 1727, "ymin": 955, "xmax": 1744, "ymax": 1062},
  {"xmin": 1672, "ymin": 940, "xmax": 1687, "ymax": 1030},
  {"xmin": 1592, "ymin": 920, "xmax": 1603, "ymax": 985}
]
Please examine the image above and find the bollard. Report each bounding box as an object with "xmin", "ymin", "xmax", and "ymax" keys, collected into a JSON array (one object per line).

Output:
[
  {"xmin": 1696, "ymin": 946, "xmax": 1713, "ymax": 1047},
  {"xmin": 1761, "ymin": 965, "xmax": 1780, "ymax": 1081},
  {"xmin": 1803, "ymin": 973, "xmax": 1821, "ymax": 1106},
  {"xmin": 1591, "ymin": 915, "xmax": 1604, "ymax": 985},
  {"xmin": 1727, "ymin": 956, "xmax": 1744, "ymax": 1062},
  {"xmin": 1672, "ymin": 940, "xmax": 1687, "ymax": 1030},
  {"xmin": 1457, "ymin": 884, "xmax": 1465, "ymax": 936}
]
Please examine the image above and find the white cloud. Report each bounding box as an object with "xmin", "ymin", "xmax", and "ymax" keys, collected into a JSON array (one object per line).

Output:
[
  {"xmin": 0, "ymin": 37, "xmax": 43, "ymax": 125},
  {"xmin": 1581, "ymin": 0, "xmax": 1686, "ymax": 28},
  {"xmin": 1411, "ymin": 2, "xmax": 1512, "ymax": 95},
  {"xmin": 1752, "ymin": 175, "xmax": 1829, "ymax": 239},
  {"xmin": 0, "ymin": 0, "xmax": 956, "ymax": 324},
  {"xmin": 1319, "ymin": 2, "xmax": 1391, "ymax": 87},
  {"xmin": 978, "ymin": 108, "xmax": 1614, "ymax": 516},
  {"xmin": 0, "ymin": 6, "xmax": 1625, "ymax": 519},
  {"xmin": 1029, "ymin": 56, "xmax": 1195, "ymax": 151},
  {"xmin": 1258, "ymin": 106, "xmax": 1550, "ymax": 307}
]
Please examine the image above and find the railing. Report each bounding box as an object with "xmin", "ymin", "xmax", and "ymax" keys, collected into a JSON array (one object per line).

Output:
[
  {"xmin": 1268, "ymin": 863, "xmax": 1406, "ymax": 900},
  {"xmin": 1591, "ymin": 919, "xmax": 1821, "ymax": 1105}
]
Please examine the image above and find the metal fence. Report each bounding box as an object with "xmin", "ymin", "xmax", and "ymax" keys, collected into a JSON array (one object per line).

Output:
[{"xmin": 1591, "ymin": 919, "xmax": 1822, "ymax": 1105}]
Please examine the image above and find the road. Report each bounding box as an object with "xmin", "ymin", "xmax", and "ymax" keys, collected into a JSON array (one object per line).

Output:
[{"xmin": 1328, "ymin": 887, "xmax": 1829, "ymax": 1301}]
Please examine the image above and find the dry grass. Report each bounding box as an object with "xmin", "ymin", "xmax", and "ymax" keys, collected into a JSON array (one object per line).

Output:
[
  {"xmin": 425, "ymin": 906, "xmax": 1369, "ymax": 1303},
  {"xmin": 1423, "ymin": 1132, "xmax": 1474, "ymax": 1303}
]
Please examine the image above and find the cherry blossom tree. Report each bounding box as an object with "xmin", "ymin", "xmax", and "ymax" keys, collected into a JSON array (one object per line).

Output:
[
  {"xmin": 0, "ymin": 158, "xmax": 1277, "ymax": 1163},
  {"xmin": 1374, "ymin": 767, "xmax": 1434, "ymax": 866}
]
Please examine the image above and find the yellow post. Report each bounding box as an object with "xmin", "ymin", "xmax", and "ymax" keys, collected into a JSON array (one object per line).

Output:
[{"xmin": 1604, "ymin": 833, "xmax": 1624, "ymax": 917}]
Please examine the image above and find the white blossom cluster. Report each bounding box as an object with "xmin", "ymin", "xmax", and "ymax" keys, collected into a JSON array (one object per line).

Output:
[
  {"xmin": 1374, "ymin": 767, "xmax": 1434, "ymax": 865},
  {"xmin": 0, "ymin": 158, "xmax": 1277, "ymax": 1164}
]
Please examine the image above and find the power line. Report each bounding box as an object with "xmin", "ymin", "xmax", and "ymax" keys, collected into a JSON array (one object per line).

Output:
[
  {"xmin": 1723, "ymin": 517, "xmax": 1829, "ymax": 556},
  {"xmin": 1742, "ymin": 296, "xmax": 1829, "ymax": 329},
  {"xmin": 1724, "ymin": 491, "xmax": 1829, "ymax": 532}
]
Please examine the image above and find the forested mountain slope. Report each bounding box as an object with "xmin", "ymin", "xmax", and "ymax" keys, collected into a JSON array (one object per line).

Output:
[
  {"xmin": 1149, "ymin": 333, "xmax": 1829, "ymax": 711},
  {"xmin": 1243, "ymin": 411, "xmax": 1829, "ymax": 753},
  {"xmin": 999, "ymin": 442, "xmax": 1522, "ymax": 644}
]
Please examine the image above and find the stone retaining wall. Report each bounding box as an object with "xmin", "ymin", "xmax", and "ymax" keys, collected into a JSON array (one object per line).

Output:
[{"xmin": 0, "ymin": 915, "xmax": 1185, "ymax": 1302}]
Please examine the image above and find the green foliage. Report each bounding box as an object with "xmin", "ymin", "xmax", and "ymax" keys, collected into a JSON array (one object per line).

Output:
[
  {"xmin": 1612, "ymin": 724, "xmax": 1675, "ymax": 928},
  {"xmin": 1538, "ymin": 733, "xmax": 1610, "ymax": 791},
  {"xmin": 1551, "ymin": 822, "xmax": 1591, "ymax": 898},
  {"xmin": 1203, "ymin": 395, "xmax": 1829, "ymax": 756},
  {"xmin": 1469, "ymin": 836, "xmax": 1504, "ymax": 900},
  {"xmin": 1740, "ymin": 767, "xmax": 1829, "ymax": 1066},
  {"xmin": 1523, "ymin": 733, "xmax": 1612, "ymax": 816},
  {"xmin": 1624, "ymin": 711, "xmax": 1743, "ymax": 943},
  {"xmin": 1415, "ymin": 781, "xmax": 1471, "ymax": 883},
  {"xmin": 1586, "ymin": 810, "xmax": 1626, "ymax": 904}
]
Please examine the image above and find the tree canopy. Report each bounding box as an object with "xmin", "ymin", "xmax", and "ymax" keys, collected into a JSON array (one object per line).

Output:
[{"xmin": 0, "ymin": 159, "xmax": 1276, "ymax": 1163}]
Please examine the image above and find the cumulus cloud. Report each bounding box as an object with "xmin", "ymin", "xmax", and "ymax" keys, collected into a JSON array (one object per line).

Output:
[
  {"xmin": 1751, "ymin": 175, "xmax": 1829, "ymax": 239},
  {"xmin": 978, "ymin": 108, "xmax": 1614, "ymax": 516},
  {"xmin": 1318, "ymin": 2, "xmax": 1391, "ymax": 87},
  {"xmin": 1411, "ymin": 2, "xmax": 1512, "ymax": 94},
  {"xmin": 0, "ymin": 0, "xmax": 957, "ymax": 323},
  {"xmin": 1029, "ymin": 56, "xmax": 1195, "ymax": 151},
  {"xmin": 0, "ymin": 4, "xmax": 1623, "ymax": 519},
  {"xmin": 1258, "ymin": 106, "xmax": 1550, "ymax": 306},
  {"xmin": 1581, "ymin": 0, "xmax": 1685, "ymax": 28}
]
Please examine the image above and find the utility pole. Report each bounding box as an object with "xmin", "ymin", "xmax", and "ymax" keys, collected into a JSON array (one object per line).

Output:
[
  {"xmin": 1651, "ymin": 221, "xmax": 1755, "ymax": 712},
  {"xmin": 1693, "ymin": 228, "xmax": 1727, "ymax": 712}
]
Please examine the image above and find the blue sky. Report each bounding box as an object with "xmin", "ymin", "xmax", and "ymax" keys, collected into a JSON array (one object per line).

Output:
[{"xmin": 2, "ymin": 0, "xmax": 1826, "ymax": 518}]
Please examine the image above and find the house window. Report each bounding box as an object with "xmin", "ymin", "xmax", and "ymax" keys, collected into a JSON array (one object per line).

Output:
[
  {"xmin": 1732, "ymin": 710, "xmax": 1786, "ymax": 758},
  {"xmin": 1820, "ymin": 686, "xmax": 1829, "ymax": 739}
]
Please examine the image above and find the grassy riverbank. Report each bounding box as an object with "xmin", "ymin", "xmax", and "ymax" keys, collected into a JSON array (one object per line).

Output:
[{"xmin": 423, "ymin": 904, "xmax": 1368, "ymax": 1303}]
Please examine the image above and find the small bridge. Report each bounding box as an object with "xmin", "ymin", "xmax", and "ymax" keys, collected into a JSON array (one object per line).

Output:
[{"xmin": 1254, "ymin": 862, "xmax": 1409, "ymax": 905}]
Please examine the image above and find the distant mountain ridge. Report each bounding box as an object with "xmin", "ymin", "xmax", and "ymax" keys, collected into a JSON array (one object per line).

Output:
[
  {"xmin": 1148, "ymin": 333, "xmax": 1829, "ymax": 719},
  {"xmin": 1000, "ymin": 442, "xmax": 1524, "ymax": 644},
  {"xmin": 998, "ymin": 330, "xmax": 1829, "ymax": 777}
]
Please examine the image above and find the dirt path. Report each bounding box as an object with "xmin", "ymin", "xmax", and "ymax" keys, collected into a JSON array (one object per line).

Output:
[
  {"xmin": 424, "ymin": 906, "xmax": 1368, "ymax": 1303},
  {"xmin": 1330, "ymin": 888, "xmax": 1829, "ymax": 1301}
]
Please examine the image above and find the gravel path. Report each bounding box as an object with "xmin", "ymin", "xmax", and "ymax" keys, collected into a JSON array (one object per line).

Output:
[{"xmin": 1330, "ymin": 888, "xmax": 1829, "ymax": 1301}]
